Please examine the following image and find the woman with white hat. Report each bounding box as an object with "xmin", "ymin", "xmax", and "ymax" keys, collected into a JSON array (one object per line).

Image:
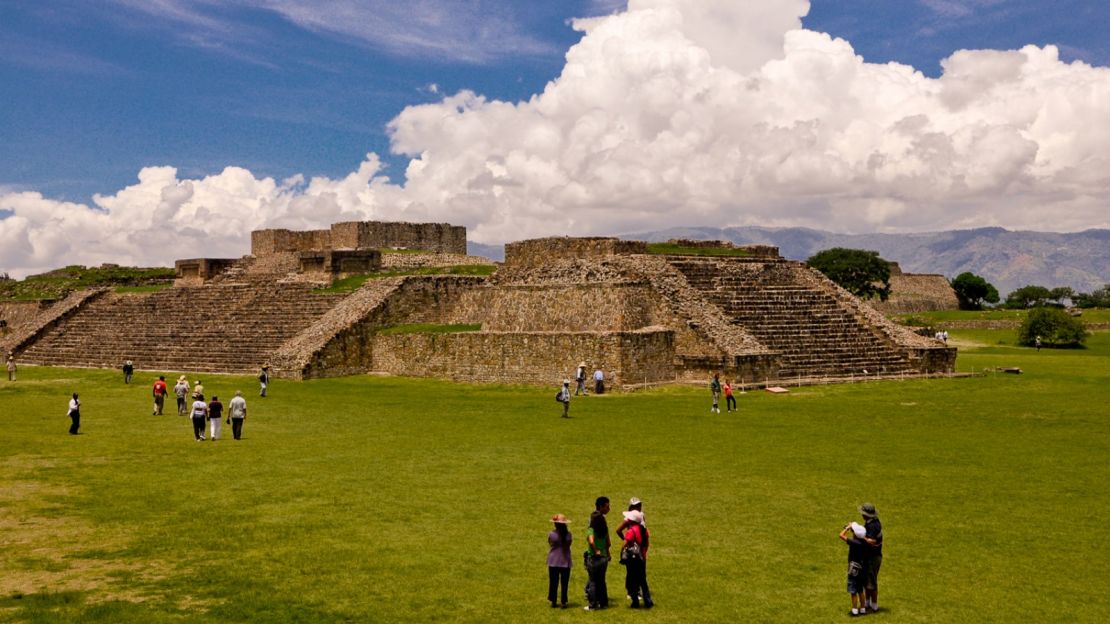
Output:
[
  {"xmin": 618, "ymin": 509, "xmax": 652, "ymax": 608},
  {"xmin": 546, "ymin": 514, "xmax": 573, "ymax": 608}
]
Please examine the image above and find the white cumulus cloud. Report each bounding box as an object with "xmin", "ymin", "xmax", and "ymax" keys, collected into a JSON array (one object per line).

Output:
[{"xmin": 3, "ymin": 0, "xmax": 1110, "ymax": 277}]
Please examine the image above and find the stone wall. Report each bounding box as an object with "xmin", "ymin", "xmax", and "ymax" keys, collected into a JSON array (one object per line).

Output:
[
  {"xmin": 330, "ymin": 221, "xmax": 467, "ymax": 254},
  {"xmin": 504, "ymin": 238, "xmax": 647, "ymax": 267},
  {"xmin": 0, "ymin": 288, "xmax": 109, "ymax": 357},
  {"xmin": 446, "ymin": 283, "xmax": 657, "ymax": 331},
  {"xmin": 372, "ymin": 328, "xmax": 674, "ymax": 387},
  {"xmin": 0, "ymin": 300, "xmax": 54, "ymax": 335},
  {"xmin": 871, "ymin": 269, "xmax": 960, "ymax": 313},
  {"xmin": 251, "ymin": 229, "xmax": 332, "ymax": 256},
  {"xmin": 298, "ymin": 249, "xmax": 382, "ymax": 278},
  {"xmin": 174, "ymin": 258, "xmax": 238, "ymax": 285},
  {"xmin": 380, "ymin": 252, "xmax": 495, "ymax": 270}
]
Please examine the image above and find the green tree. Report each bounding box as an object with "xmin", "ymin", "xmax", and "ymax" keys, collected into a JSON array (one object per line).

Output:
[
  {"xmin": 1017, "ymin": 307, "xmax": 1089, "ymax": 348},
  {"xmin": 950, "ymin": 272, "xmax": 1000, "ymax": 310},
  {"xmin": 1048, "ymin": 287, "xmax": 1075, "ymax": 306},
  {"xmin": 1073, "ymin": 284, "xmax": 1110, "ymax": 309},
  {"xmin": 1004, "ymin": 285, "xmax": 1052, "ymax": 309},
  {"xmin": 806, "ymin": 248, "xmax": 892, "ymax": 301}
]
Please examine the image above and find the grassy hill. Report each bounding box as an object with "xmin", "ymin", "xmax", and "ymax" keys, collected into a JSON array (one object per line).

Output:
[{"xmin": 0, "ymin": 265, "xmax": 175, "ymax": 301}]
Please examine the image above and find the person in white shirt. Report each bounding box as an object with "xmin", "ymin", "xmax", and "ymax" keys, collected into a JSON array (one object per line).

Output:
[
  {"xmin": 190, "ymin": 395, "xmax": 208, "ymax": 441},
  {"xmin": 228, "ymin": 391, "xmax": 248, "ymax": 440},
  {"xmin": 67, "ymin": 393, "xmax": 80, "ymax": 434}
]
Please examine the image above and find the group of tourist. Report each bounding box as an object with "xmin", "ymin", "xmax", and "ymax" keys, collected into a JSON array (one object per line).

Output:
[
  {"xmin": 709, "ymin": 374, "xmax": 740, "ymax": 413},
  {"xmin": 547, "ymin": 496, "xmax": 652, "ymax": 611},
  {"xmin": 838, "ymin": 503, "xmax": 885, "ymax": 616},
  {"xmin": 556, "ymin": 363, "xmax": 606, "ymax": 418}
]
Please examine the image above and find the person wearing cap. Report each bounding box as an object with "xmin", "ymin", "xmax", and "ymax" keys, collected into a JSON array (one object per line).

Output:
[
  {"xmin": 152, "ymin": 375, "xmax": 168, "ymax": 415},
  {"xmin": 546, "ymin": 514, "xmax": 573, "ymax": 609},
  {"xmin": 575, "ymin": 362, "xmax": 588, "ymax": 396},
  {"xmin": 557, "ymin": 380, "xmax": 571, "ymax": 418},
  {"xmin": 859, "ymin": 503, "xmax": 883, "ymax": 613},
  {"xmin": 584, "ymin": 496, "xmax": 611, "ymax": 611},
  {"xmin": 122, "ymin": 359, "xmax": 134, "ymax": 384},
  {"xmin": 838, "ymin": 521, "xmax": 869, "ymax": 616},
  {"xmin": 259, "ymin": 365, "xmax": 270, "ymax": 397},
  {"xmin": 618, "ymin": 509, "xmax": 652, "ymax": 609},
  {"xmin": 174, "ymin": 376, "xmax": 191, "ymax": 416},
  {"xmin": 228, "ymin": 391, "xmax": 247, "ymax": 440}
]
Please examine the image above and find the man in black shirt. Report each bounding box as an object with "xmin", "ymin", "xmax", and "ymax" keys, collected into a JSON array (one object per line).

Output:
[
  {"xmin": 584, "ymin": 496, "xmax": 611, "ymax": 610},
  {"xmin": 860, "ymin": 502, "xmax": 883, "ymax": 613}
]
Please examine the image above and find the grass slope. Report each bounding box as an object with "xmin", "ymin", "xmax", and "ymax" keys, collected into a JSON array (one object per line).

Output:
[{"xmin": 1, "ymin": 332, "xmax": 1108, "ymax": 622}]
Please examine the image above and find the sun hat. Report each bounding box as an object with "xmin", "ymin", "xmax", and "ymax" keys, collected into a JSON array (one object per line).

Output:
[
  {"xmin": 178, "ymin": 375, "xmax": 187, "ymax": 382},
  {"xmin": 579, "ymin": 361, "xmax": 587, "ymax": 367},
  {"xmin": 563, "ymin": 379, "xmax": 570, "ymax": 385},
  {"xmin": 849, "ymin": 522, "xmax": 867, "ymax": 538},
  {"xmin": 629, "ymin": 497, "xmax": 642, "ymax": 507},
  {"xmin": 859, "ymin": 503, "xmax": 878, "ymax": 519},
  {"xmin": 622, "ymin": 510, "xmax": 644, "ymax": 524},
  {"xmin": 551, "ymin": 513, "xmax": 571, "ymax": 524}
]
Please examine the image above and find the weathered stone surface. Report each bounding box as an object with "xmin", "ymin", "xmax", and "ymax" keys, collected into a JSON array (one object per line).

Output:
[
  {"xmin": 870, "ymin": 264, "xmax": 960, "ymax": 313},
  {"xmin": 252, "ymin": 221, "xmax": 466, "ymax": 256},
  {"xmin": 1, "ymin": 288, "xmax": 109, "ymax": 357}
]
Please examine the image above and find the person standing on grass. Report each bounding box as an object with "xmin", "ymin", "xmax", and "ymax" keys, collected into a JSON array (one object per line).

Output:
[
  {"xmin": 7, "ymin": 354, "xmax": 16, "ymax": 381},
  {"xmin": 1035, "ymin": 335, "xmax": 1042, "ymax": 351},
  {"xmin": 122, "ymin": 359, "xmax": 134, "ymax": 384},
  {"xmin": 259, "ymin": 365, "xmax": 270, "ymax": 397},
  {"xmin": 192, "ymin": 379, "xmax": 205, "ymax": 402},
  {"xmin": 190, "ymin": 394, "xmax": 208, "ymax": 441},
  {"xmin": 575, "ymin": 362, "xmax": 588, "ymax": 396},
  {"xmin": 859, "ymin": 503, "xmax": 884, "ymax": 613},
  {"xmin": 709, "ymin": 374, "xmax": 722, "ymax": 413},
  {"xmin": 207, "ymin": 395, "xmax": 224, "ymax": 441},
  {"xmin": 618, "ymin": 509, "xmax": 652, "ymax": 609},
  {"xmin": 593, "ymin": 367, "xmax": 605, "ymax": 395},
  {"xmin": 152, "ymin": 375, "xmax": 168, "ymax": 415},
  {"xmin": 584, "ymin": 496, "xmax": 611, "ymax": 611},
  {"xmin": 228, "ymin": 391, "xmax": 247, "ymax": 440},
  {"xmin": 724, "ymin": 379, "xmax": 737, "ymax": 412},
  {"xmin": 547, "ymin": 514, "xmax": 573, "ymax": 609},
  {"xmin": 67, "ymin": 392, "xmax": 80, "ymax": 434},
  {"xmin": 174, "ymin": 376, "xmax": 190, "ymax": 415},
  {"xmin": 839, "ymin": 522, "xmax": 869, "ymax": 616},
  {"xmin": 558, "ymin": 380, "xmax": 571, "ymax": 418}
]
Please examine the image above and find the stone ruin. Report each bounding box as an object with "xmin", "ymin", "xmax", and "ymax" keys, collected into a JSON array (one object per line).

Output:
[
  {"xmin": 2, "ymin": 222, "xmax": 956, "ymax": 389},
  {"xmin": 869, "ymin": 263, "xmax": 960, "ymax": 314}
]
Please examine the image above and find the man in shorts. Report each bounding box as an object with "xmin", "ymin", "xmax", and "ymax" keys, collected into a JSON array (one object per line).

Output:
[{"xmin": 839, "ymin": 522, "xmax": 868, "ymax": 616}]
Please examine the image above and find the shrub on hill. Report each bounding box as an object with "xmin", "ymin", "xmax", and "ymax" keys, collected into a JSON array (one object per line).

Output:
[
  {"xmin": 806, "ymin": 248, "xmax": 891, "ymax": 301},
  {"xmin": 1017, "ymin": 307, "xmax": 1089, "ymax": 348},
  {"xmin": 951, "ymin": 272, "xmax": 1000, "ymax": 310}
]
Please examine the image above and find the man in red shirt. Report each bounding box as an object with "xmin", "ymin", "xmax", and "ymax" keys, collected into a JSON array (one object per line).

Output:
[{"xmin": 152, "ymin": 375, "xmax": 168, "ymax": 415}]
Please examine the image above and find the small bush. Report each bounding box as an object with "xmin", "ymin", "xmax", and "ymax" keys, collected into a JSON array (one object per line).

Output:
[{"xmin": 1016, "ymin": 307, "xmax": 1089, "ymax": 348}]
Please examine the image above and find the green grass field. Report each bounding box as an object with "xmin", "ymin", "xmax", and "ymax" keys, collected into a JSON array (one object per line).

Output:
[{"xmin": 2, "ymin": 331, "xmax": 1108, "ymax": 622}]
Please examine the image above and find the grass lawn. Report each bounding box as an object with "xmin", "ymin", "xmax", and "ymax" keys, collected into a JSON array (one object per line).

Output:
[{"xmin": 1, "ymin": 332, "xmax": 1108, "ymax": 622}]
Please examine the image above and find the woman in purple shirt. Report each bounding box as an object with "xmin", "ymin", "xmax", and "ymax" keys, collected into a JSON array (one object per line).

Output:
[{"xmin": 547, "ymin": 514, "xmax": 573, "ymax": 609}]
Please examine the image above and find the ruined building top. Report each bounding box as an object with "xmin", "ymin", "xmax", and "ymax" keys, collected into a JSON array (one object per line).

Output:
[{"xmin": 251, "ymin": 221, "xmax": 467, "ymax": 256}]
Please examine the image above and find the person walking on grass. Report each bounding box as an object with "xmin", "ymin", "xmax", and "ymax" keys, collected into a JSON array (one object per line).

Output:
[
  {"xmin": 228, "ymin": 390, "xmax": 247, "ymax": 440},
  {"xmin": 152, "ymin": 375, "xmax": 168, "ymax": 415},
  {"xmin": 259, "ymin": 365, "xmax": 270, "ymax": 397},
  {"xmin": 618, "ymin": 509, "xmax": 652, "ymax": 609},
  {"xmin": 584, "ymin": 496, "xmax": 611, "ymax": 611},
  {"xmin": 593, "ymin": 367, "xmax": 605, "ymax": 395},
  {"xmin": 122, "ymin": 359, "xmax": 134, "ymax": 384},
  {"xmin": 558, "ymin": 380, "xmax": 571, "ymax": 418},
  {"xmin": 190, "ymin": 394, "xmax": 208, "ymax": 441},
  {"xmin": 839, "ymin": 521, "xmax": 869, "ymax": 616},
  {"xmin": 67, "ymin": 392, "xmax": 80, "ymax": 434},
  {"xmin": 547, "ymin": 514, "xmax": 573, "ymax": 609},
  {"xmin": 174, "ymin": 376, "xmax": 190, "ymax": 415},
  {"xmin": 191, "ymin": 380, "xmax": 204, "ymax": 402},
  {"xmin": 207, "ymin": 395, "xmax": 224, "ymax": 441},
  {"xmin": 7, "ymin": 354, "xmax": 16, "ymax": 381},
  {"xmin": 859, "ymin": 503, "xmax": 884, "ymax": 613},
  {"xmin": 575, "ymin": 362, "xmax": 588, "ymax": 396},
  {"xmin": 724, "ymin": 379, "xmax": 737, "ymax": 412},
  {"xmin": 709, "ymin": 374, "xmax": 722, "ymax": 413}
]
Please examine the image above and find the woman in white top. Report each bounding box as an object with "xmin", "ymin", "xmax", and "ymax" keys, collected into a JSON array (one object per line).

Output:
[
  {"xmin": 190, "ymin": 395, "xmax": 208, "ymax": 441},
  {"xmin": 67, "ymin": 393, "xmax": 80, "ymax": 434}
]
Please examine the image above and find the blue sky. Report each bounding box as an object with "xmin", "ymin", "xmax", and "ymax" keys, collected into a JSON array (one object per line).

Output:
[{"xmin": 3, "ymin": 0, "xmax": 1106, "ymax": 204}]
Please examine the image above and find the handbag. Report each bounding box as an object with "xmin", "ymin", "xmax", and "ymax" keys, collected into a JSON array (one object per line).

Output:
[{"xmin": 620, "ymin": 541, "xmax": 643, "ymax": 564}]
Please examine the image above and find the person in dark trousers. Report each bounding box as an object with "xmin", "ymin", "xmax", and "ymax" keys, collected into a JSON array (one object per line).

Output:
[
  {"xmin": 575, "ymin": 362, "xmax": 588, "ymax": 396},
  {"xmin": 190, "ymin": 394, "xmax": 208, "ymax": 441},
  {"xmin": 122, "ymin": 360, "xmax": 134, "ymax": 384},
  {"xmin": 152, "ymin": 375, "xmax": 168, "ymax": 415},
  {"xmin": 618, "ymin": 509, "xmax": 652, "ymax": 609},
  {"xmin": 593, "ymin": 368, "xmax": 605, "ymax": 395},
  {"xmin": 839, "ymin": 522, "xmax": 869, "ymax": 616},
  {"xmin": 724, "ymin": 379, "xmax": 737, "ymax": 412},
  {"xmin": 547, "ymin": 514, "xmax": 573, "ymax": 609},
  {"xmin": 67, "ymin": 392, "xmax": 81, "ymax": 434},
  {"xmin": 584, "ymin": 496, "xmax": 611, "ymax": 611},
  {"xmin": 860, "ymin": 503, "xmax": 884, "ymax": 613},
  {"xmin": 228, "ymin": 391, "xmax": 247, "ymax": 440},
  {"xmin": 558, "ymin": 380, "xmax": 571, "ymax": 418},
  {"xmin": 259, "ymin": 365, "xmax": 270, "ymax": 397}
]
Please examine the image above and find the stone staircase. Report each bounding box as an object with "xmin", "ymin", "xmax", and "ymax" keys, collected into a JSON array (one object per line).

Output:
[
  {"xmin": 18, "ymin": 283, "xmax": 347, "ymax": 373},
  {"xmin": 666, "ymin": 257, "xmax": 917, "ymax": 378}
]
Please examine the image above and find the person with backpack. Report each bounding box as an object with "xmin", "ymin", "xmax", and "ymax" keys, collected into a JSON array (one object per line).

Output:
[{"xmin": 557, "ymin": 380, "xmax": 571, "ymax": 418}]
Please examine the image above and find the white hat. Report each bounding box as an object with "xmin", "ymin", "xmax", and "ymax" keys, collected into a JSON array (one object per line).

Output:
[
  {"xmin": 849, "ymin": 522, "xmax": 866, "ymax": 539},
  {"xmin": 629, "ymin": 497, "xmax": 642, "ymax": 506},
  {"xmin": 563, "ymin": 379, "xmax": 570, "ymax": 385},
  {"xmin": 622, "ymin": 510, "xmax": 644, "ymax": 524}
]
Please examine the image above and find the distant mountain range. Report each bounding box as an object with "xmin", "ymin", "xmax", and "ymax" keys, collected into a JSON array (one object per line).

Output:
[{"xmin": 468, "ymin": 227, "xmax": 1110, "ymax": 296}]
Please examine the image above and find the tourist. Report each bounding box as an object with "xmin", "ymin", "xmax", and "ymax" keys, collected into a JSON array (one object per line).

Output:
[
  {"xmin": 6, "ymin": 354, "xmax": 15, "ymax": 382},
  {"xmin": 1035, "ymin": 335, "xmax": 1042, "ymax": 351},
  {"xmin": 122, "ymin": 359, "xmax": 134, "ymax": 384},
  {"xmin": 547, "ymin": 514, "xmax": 573, "ymax": 609},
  {"xmin": 709, "ymin": 374, "xmax": 722, "ymax": 413},
  {"xmin": 614, "ymin": 497, "xmax": 646, "ymax": 531},
  {"xmin": 152, "ymin": 375, "xmax": 168, "ymax": 415},
  {"xmin": 724, "ymin": 379, "xmax": 737, "ymax": 412},
  {"xmin": 228, "ymin": 390, "xmax": 247, "ymax": 440},
  {"xmin": 575, "ymin": 362, "xmax": 588, "ymax": 396},
  {"xmin": 859, "ymin": 503, "xmax": 884, "ymax": 613},
  {"xmin": 191, "ymin": 379, "xmax": 205, "ymax": 401},
  {"xmin": 838, "ymin": 521, "xmax": 868, "ymax": 616},
  {"xmin": 558, "ymin": 380, "xmax": 571, "ymax": 418},
  {"xmin": 584, "ymin": 496, "xmax": 611, "ymax": 611},
  {"xmin": 618, "ymin": 509, "xmax": 652, "ymax": 609},
  {"xmin": 207, "ymin": 395, "xmax": 224, "ymax": 441},
  {"xmin": 259, "ymin": 365, "xmax": 270, "ymax": 397},
  {"xmin": 593, "ymin": 368, "xmax": 605, "ymax": 395},
  {"xmin": 190, "ymin": 394, "xmax": 208, "ymax": 441},
  {"xmin": 174, "ymin": 376, "xmax": 190, "ymax": 415},
  {"xmin": 941, "ymin": 330, "xmax": 949, "ymax": 344},
  {"xmin": 67, "ymin": 392, "xmax": 80, "ymax": 434}
]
